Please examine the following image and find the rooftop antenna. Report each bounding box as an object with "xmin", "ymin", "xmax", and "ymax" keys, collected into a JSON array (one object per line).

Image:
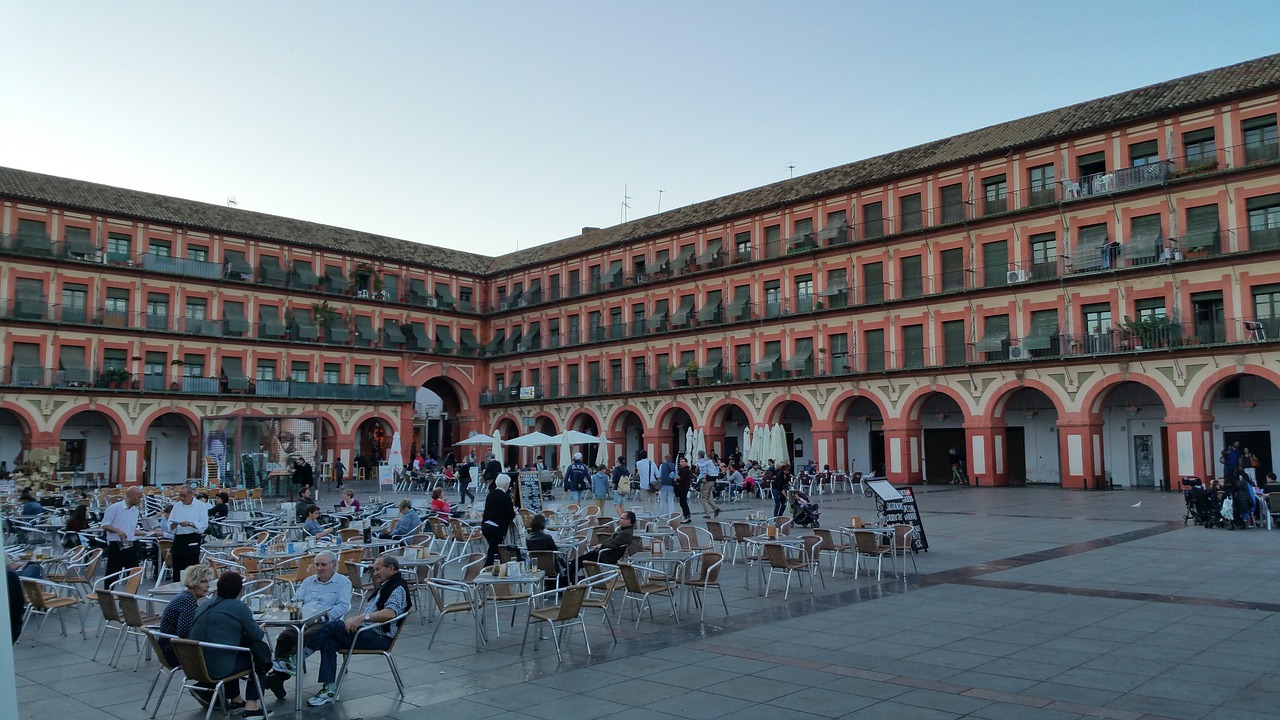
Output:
[
  {"xmin": 226, "ymin": 196, "xmax": 238, "ymax": 207},
  {"xmin": 620, "ymin": 184, "xmax": 633, "ymax": 223},
  {"xmin": 657, "ymin": 189, "xmax": 665, "ymax": 213},
  {"xmin": 787, "ymin": 163, "xmax": 796, "ymax": 179}
]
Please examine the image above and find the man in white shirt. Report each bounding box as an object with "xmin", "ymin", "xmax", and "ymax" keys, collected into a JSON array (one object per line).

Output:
[
  {"xmin": 267, "ymin": 550, "xmax": 353, "ymax": 698},
  {"xmin": 167, "ymin": 485, "xmax": 209, "ymax": 577},
  {"xmin": 634, "ymin": 450, "xmax": 659, "ymax": 496},
  {"xmin": 101, "ymin": 486, "xmax": 145, "ymax": 577},
  {"xmin": 697, "ymin": 451, "xmax": 722, "ymax": 518}
]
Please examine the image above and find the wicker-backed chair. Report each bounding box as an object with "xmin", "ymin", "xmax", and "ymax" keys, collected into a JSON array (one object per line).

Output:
[
  {"xmin": 141, "ymin": 629, "xmax": 182, "ymax": 718},
  {"xmin": 760, "ymin": 543, "xmax": 810, "ymax": 599},
  {"xmin": 19, "ymin": 577, "xmax": 85, "ymax": 645},
  {"xmin": 113, "ymin": 592, "xmax": 165, "ymax": 670},
  {"xmin": 578, "ymin": 561, "xmax": 622, "ymax": 638},
  {"xmin": 616, "ymin": 562, "xmax": 679, "ymax": 628},
  {"xmin": 333, "ymin": 611, "xmax": 412, "ymax": 698},
  {"xmin": 425, "ymin": 578, "xmax": 486, "ymax": 651},
  {"xmin": 167, "ymin": 637, "xmax": 263, "ymax": 720},
  {"xmin": 679, "ymin": 551, "xmax": 728, "ymax": 620},
  {"xmin": 520, "ymin": 584, "xmax": 592, "ymax": 661},
  {"xmin": 852, "ymin": 529, "xmax": 896, "ymax": 581},
  {"xmin": 813, "ymin": 527, "xmax": 853, "ymax": 577}
]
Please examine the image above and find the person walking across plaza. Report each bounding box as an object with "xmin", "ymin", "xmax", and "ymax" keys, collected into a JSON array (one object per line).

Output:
[
  {"xmin": 675, "ymin": 455, "xmax": 694, "ymax": 522},
  {"xmin": 657, "ymin": 454, "xmax": 677, "ymax": 516},
  {"xmin": 772, "ymin": 462, "xmax": 793, "ymax": 517},
  {"xmin": 590, "ymin": 464, "xmax": 611, "ymax": 510},
  {"xmin": 267, "ymin": 550, "xmax": 352, "ymax": 698},
  {"xmin": 563, "ymin": 452, "xmax": 590, "ymax": 504},
  {"xmin": 101, "ymin": 486, "xmax": 145, "ymax": 578},
  {"xmin": 634, "ymin": 450, "xmax": 660, "ymax": 508},
  {"xmin": 167, "ymin": 484, "xmax": 208, "ymax": 578},
  {"xmin": 481, "ymin": 477, "xmax": 516, "ymax": 567},
  {"xmin": 304, "ymin": 555, "xmax": 410, "ymax": 707},
  {"xmin": 697, "ymin": 450, "xmax": 722, "ymax": 519}
]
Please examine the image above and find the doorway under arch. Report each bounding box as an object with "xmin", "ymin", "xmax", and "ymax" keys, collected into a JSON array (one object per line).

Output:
[{"xmin": 144, "ymin": 412, "xmax": 197, "ymax": 485}]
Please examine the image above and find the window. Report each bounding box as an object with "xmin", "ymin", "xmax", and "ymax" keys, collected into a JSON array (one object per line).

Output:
[
  {"xmin": 290, "ymin": 361, "xmax": 309, "ymax": 382},
  {"xmin": 105, "ymin": 288, "xmax": 129, "ymax": 324},
  {"xmin": 631, "ymin": 357, "xmax": 647, "ymax": 391},
  {"xmin": 588, "ymin": 361, "xmax": 602, "ymax": 393},
  {"xmin": 323, "ymin": 363, "xmax": 340, "ymax": 384},
  {"xmin": 899, "ymin": 256, "xmax": 923, "ymax": 299},
  {"xmin": 1243, "ymin": 114, "xmax": 1278, "ymax": 164},
  {"xmin": 828, "ymin": 333, "xmax": 849, "ymax": 373},
  {"xmin": 183, "ymin": 354, "xmax": 205, "ymax": 378},
  {"xmin": 862, "ymin": 201, "xmax": 884, "ymax": 239},
  {"xmin": 794, "ymin": 275, "xmax": 813, "ymax": 312},
  {"xmin": 1129, "ymin": 140, "xmax": 1159, "ymax": 166},
  {"xmin": 982, "ymin": 240, "xmax": 1008, "ymax": 287},
  {"xmin": 979, "ymin": 315, "xmax": 1010, "ymax": 361},
  {"xmin": 631, "ymin": 303, "xmax": 645, "ymax": 335},
  {"xmin": 458, "ymin": 286, "xmax": 472, "ymax": 309},
  {"xmin": 548, "ymin": 318, "xmax": 561, "ymax": 348},
  {"xmin": 764, "ymin": 280, "xmax": 782, "ymax": 317},
  {"xmin": 567, "ymin": 315, "xmax": 580, "ymax": 344},
  {"xmin": 589, "ymin": 265, "xmax": 602, "ymax": 292},
  {"xmin": 1026, "ymin": 309, "xmax": 1060, "ymax": 356},
  {"xmin": 256, "ymin": 360, "xmax": 276, "ymax": 382},
  {"xmin": 1253, "ymin": 284, "xmax": 1280, "ymax": 338},
  {"xmin": 354, "ymin": 366, "xmax": 370, "ymax": 386},
  {"xmin": 184, "ymin": 298, "xmax": 206, "ymax": 320},
  {"xmin": 764, "ymin": 225, "xmax": 781, "ymax": 258},
  {"xmin": 608, "ymin": 307, "xmax": 623, "ymax": 339},
  {"xmin": 60, "ymin": 284, "xmax": 88, "ymax": 323},
  {"xmin": 734, "ymin": 231, "xmax": 751, "ymax": 260},
  {"xmin": 148, "ymin": 239, "xmax": 171, "ymax": 257},
  {"xmin": 824, "ymin": 210, "xmax": 849, "ymax": 245},
  {"xmin": 899, "ymin": 193, "xmax": 921, "ymax": 232},
  {"xmin": 1029, "ymin": 232, "xmax": 1057, "ymax": 280},
  {"xmin": 791, "ymin": 218, "xmax": 814, "ymax": 246},
  {"xmin": 63, "ymin": 226, "xmax": 94, "ymax": 258},
  {"xmin": 1028, "ymin": 164, "xmax": 1056, "ymax": 206},
  {"xmin": 103, "ymin": 348, "xmax": 127, "ymax": 371},
  {"xmin": 1134, "ymin": 297, "xmax": 1166, "ymax": 321},
  {"xmin": 825, "ymin": 268, "xmax": 848, "ymax": 308},
  {"xmin": 549, "ymin": 273, "xmax": 561, "ymax": 301},
  {"xmin": 862, "ymin": 262, "xmax": 884, "ymax": 304},
  {"xmin": 146, "ymin": 293, "xmax": 169, "ymax": 330},
  {"xmin": 1185, "ymin": 204, "xmax": 1220, "ymax": 254},
  {"xmin": 902, "ymin": 324, "xmax": 925, "ymax": 369},
  {"xmin": 940, "ymin": 248, "xmax": 964, "ymax": 292},
  {"xmin": 982, "ymin": 175, "xmax": 1007, "ymax": 216},
  {"xmin": 1247, "ymin": 194, "xmax": 1280, "ymax": 251},
  {"xmin": 863, "ymin": 329, "xmax": 885, "ymax": 372},
  {"xmin": 760, "ymin": 341, "xmax": 781, "ymax": 379},
  {"xmin": 106, "ymin": 232, "xmax": 131, "ymax": 262},
  {"xmin": 145, "ymin": 352, "xmax": 167, "ymax": 388},
  {"xmin": 548, "ymin": 366, "xmax": 561, "ymax": 398},
  {"xmin": 1077, "ymin": 151, "xmax": 1106, "ymax": 177},
  {"xmin": 1128, "ymin": 214, "xmax": 1163, "ymax": 265},
  {"xmin": 940, "ymin": 184, "xmax": 964, "ymax": 224},
  {"xmin": 1182, "ymin": 128, "xmax": 1216, "ymax": 168},
  {"xmin": 734, "ymin": 345, "xmax": 751, "ymax": 378},
  {"xmin": 568, "ymin": 269, "xmax": 581, "ymax": 297},
  {"xmin": 942, "ymin": 320, "xmax": 966, "ymax": 365},
  {"xmin": 588, "ymin": 311, "xmax": 603, "ymax": 341},
  {"xmin": 187, "ymin": 245, "xmax": 208, "ymax": 262},
  {"xmin": 1082, "ymin": 303, "xmax": 1113, "ymax": 353},
  {"xmin": 1075, "ymin": 223, "xmax": 1110, "ymax": 271}
]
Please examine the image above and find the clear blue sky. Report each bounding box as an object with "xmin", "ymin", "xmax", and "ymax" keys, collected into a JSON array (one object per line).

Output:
[{"xmin": 4, "ymin": 1, "xmax": 1279, "ymax": 257}]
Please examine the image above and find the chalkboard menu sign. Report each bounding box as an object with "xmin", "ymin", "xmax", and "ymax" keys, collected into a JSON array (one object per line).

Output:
[
  {"xmin": 874, "ymin": 485, "xmax": 929, "ymax": 551},
  {"xmin": 518, "ymin": 471, "xmax": 543, "ymax": 514}
]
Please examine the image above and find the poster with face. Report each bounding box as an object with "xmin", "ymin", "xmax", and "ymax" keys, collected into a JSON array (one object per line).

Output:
[{"xmin": 258, "ymin": 417, "xmax": 319, "ymax": 470}]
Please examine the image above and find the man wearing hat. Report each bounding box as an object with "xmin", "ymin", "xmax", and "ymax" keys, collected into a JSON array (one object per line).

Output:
[{"xmin": 563, "ymin": 452, "xmax": 591, "ymax": 504}]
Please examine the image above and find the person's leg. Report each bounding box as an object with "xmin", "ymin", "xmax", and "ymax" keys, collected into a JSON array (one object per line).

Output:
[
  {"xmin": 315, "ymin": 623, "xmax": 355, "ymax": 685},
  {"xmin": 482, "ymin": 524, "xmax": 504, "ymax": 567},
  {"xmin": 677, "ymin": 491, "xmax": 691, "ymax": 520},
  {"xmin": 105, "ymin": 542, "xmax": 123, "ymax": 579},
  {"xmin": 274, "ymin": 626, "xmax": 299, "ymax": 661}
]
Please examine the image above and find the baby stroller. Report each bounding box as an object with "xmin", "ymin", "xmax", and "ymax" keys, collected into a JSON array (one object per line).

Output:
[
  {"xmin": 789, "ymin": 490, "xmax": 821, "ymax": 528},
  {"xmin": 1182, "ymin": 479, "xmax": 1223, "ymax": 528}
]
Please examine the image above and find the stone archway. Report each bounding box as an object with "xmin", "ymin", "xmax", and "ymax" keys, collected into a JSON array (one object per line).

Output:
[
  {"xmin": 0, "ymin": 407, "xmax": 32, "ymax": 470},
  {"xmin": 59, "ymin": 410, "xmax": 121, "ymax": 485},
  {"xmin": 995, "ymin": 387, "xmax": 1061, "ymax": 485},
  {"xmin": 1097, "ymin": 381, "xmax": 1169, "ymax": 488},
  {"xmin": 837, "ymin": 396, "xmax": 886, "ymax": 476},
  {"xmin": 144, "ymin": 412, "xmax": 198, "ymax": 486},
  {"xmin": 910, "ymin": 392, "xmax": 966, "ymax": 485},
  {"xmin": 1203, "ymin": 373, "xmax": 1280, "ymax": 482},
  {"xmin": 610, "ymin": 409, "xmax": 645, "ymax": 466}
]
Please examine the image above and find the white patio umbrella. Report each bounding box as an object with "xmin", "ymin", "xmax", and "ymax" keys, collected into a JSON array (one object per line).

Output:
[
  {"xmin": 388, "ymin": 431, "xmax": 405, "ymax": 470},
  {"xmin": 503, "ymin": 431, "xmax": 558, "ymax": 447},
  {"xmin": 741, "ymin": 426, "xmax": 752, "ymax": 462},
  {"xmin": 456, "ymin": 433, "xmax": 495, "ymax": 445},
  {"xmin": 490, "ymin": 428, "xmax": 503, "ymax": 466},
  {"xmin": 683, "ymin": 426, "xmax": 695, "ymax": 458},
  {"xmin": 558, "ymin": 432, "xmax": 573, "ymax": 472},
  {"xmin": 557, "ymin": 430, "xmax": 609, "ymax": 445},
  {"xmin": 752, "ymin": 425, "xmax": 766, "ymax": 464},
  {"xmin": 595, "ymin": 439, "xmax": 609, "ymax": 468},
  {"xmin": 772, "ymin": 424, "xmax": 791, "ymax": 466},
  {"xmin": 693, "ymin": 428, "xmax": 707, "ymax": 460}
]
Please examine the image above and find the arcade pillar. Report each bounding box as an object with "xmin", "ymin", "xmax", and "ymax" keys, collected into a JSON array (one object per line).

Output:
[
  {"xmin": 1056, "ymin": 412, "xmax": 1105, "ymax": 489},
  {"xmin": 963, "ymin": 418, "xmax": 1009, "ymax": 486},
  {"xmin": 881, "ymin": 420, "xmax": 923, "ymax": 484}
]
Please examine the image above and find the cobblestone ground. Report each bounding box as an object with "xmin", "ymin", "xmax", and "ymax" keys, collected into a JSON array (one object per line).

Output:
[{"xmin": 12, "ymin": 483, "xmax": 1280, "ymax": 719}]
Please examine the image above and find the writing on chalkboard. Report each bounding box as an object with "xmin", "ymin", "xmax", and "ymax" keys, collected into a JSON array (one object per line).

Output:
[
  {"xmin": 874, "ymin": 485, "xmax": 929, "ymax": 551},
  {"xmin": 518, "ymin": 471, "xmax": 543, "ymax": 514}
]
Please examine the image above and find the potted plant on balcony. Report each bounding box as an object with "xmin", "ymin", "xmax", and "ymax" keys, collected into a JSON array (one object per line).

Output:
[
  {"xmin": 722, "ymin": 371, "xmax": 734, "ymax": 384},
  {"xmin": 101, "ymin": 367, "xmax": 131, "ymax": 389},
  {"xmin": 686, "ymin": 360, "xmax": 700, "ymax": 385},
  {"xmin": 1119, "ymin": 315, "xmax": 1176, "ymax": 349}
]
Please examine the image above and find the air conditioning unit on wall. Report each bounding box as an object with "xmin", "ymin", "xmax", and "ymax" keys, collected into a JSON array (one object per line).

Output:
[
  {"xmin": 425, "ymin": 296, "xmax": 439, "ymax": 308},
  {"xmin": 1008, "ymin": 345, "xmax": 1028, "ymax": 360},
  {"xmin": 1007, "ymin": 269, "xmax": 1031, "ymax": 283}
]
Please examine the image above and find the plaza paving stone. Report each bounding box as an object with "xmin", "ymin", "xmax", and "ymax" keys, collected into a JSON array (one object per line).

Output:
[{"xmin": 9, "ymin": 482, "xmax": 1279, "ymax": 718}]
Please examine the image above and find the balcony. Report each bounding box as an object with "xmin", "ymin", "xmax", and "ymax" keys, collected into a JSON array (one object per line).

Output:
[
  {"xmin": 140, "ymin": 253, "xmax": 223, "ymax": 280},
  {"xmin": 1064, "ymin": 161, "xmax": 1171, "ymax": 200}
]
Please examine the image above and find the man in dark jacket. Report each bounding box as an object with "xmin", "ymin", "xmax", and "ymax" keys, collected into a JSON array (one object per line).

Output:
[
  {"xmin": 563, "ymin": 453, "xmax": 591, "ymax": 503},
  {"xmin": 481, "ymin": 478, "xmax": 516, "ymax": 567},
  {"xmin": 577, "ymin": 511, "xmax": 635, "ymax": 566},
  {"xmin": 294, "ymin": 486, "xmax": 313, "ymax": 524},
  {"xmin": 7, "ymin": 568, "xmax": 24, "ymax": 643}
]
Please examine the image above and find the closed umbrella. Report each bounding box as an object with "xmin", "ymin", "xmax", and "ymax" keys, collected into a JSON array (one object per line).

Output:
[
  {"xmin": 694, "ymin": 429, "xmax": 707, "ymax": 460},
  {"xmin": 773, "ymin": 424, "xmax": 790, "ymax": 466},
  {"xmin": 752, "ymin": 425, "xmax": 766, "ymax": 464},
  {"xmin": 491, "ymin": 428, "xmax": 503, "ymax": 467},
  {"xmin": 595, "ymin": 438, "xmax": 609, "ymax": 468},
  {"xmin": 558, "ymin": 432, "xmax": 573, "ymax": 472},
  {"xmin": 683, "ymin": 427, "xmax": 695, "ymax": 458},
  {"xmin": 741, "ymin": 426, "xmax": 752, "ymax": 462}
]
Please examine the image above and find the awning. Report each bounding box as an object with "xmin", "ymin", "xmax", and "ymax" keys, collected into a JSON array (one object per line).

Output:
[
  {"xmin": 383, "ymin": 319, "xmax": 406, "ymax": 345},
  {"xmin": 292, "ymin": 308, "xmax": 317, "ymax": 341},
  {"xmin": 698, "ymin": 294, "xmax": 723, "ymax": 322},
  {"xmin": 224, "ymin": 303, "xmax": 249, "ymax": 334},
  {"xmin": 671, "ymin": 296, "xmax": 695, "ymax": 326},
  {"xmin": 602, "ymin": 260, "xmax": 623, "ymax": 287},
  {"xmin": 785, "ymin": 343, "xmax": 813, "ymax": 370},
  {"xmin": 674, "ymin": 245, "xmax": 696, "ymax": 267},
  {"xmin": 458, "ymin": 328, "xmax": 478, "ymax": 354},
  {"xmin": 11, "ymin": 343, "xmax": 40, "ymax": 368},
  {"xmin": 527, "ymin": 323, "xmax": 541, "ymax": 349},
  {"xmin": 324, "ymin": 266, "xmax": 349, "ymax": 293},
  {"xmin": 1024, "ymin": 314, "xmax": 1060, "ymax": 350},
  {"xmin": 292, "ymin": 261, "xmax": 319, "ymax": 287},
  {"xmin": 754, "ymin": 348, "xmax": 781, "ymax": 373},
  {"xmin": 670, "ymin": 366, "xmax": 688, "ymax": 381},
  {"xmin": 697, "ymin": 354, "xmax": 723, "ymax": 379},
  {"xmin": 819, "ymin": 281, "xmax": 848, "ymax": 297},
  {"xmin": 328, "ymin": 318, "xmax": 351, "ymax": 343},
  {"xmin": 697, "ymin": 239, "xmax": 722, "ymax": 265},
  {"xmin": 645, "ymin": 306, "xmax": 669, "ymax": 331},
  {"xmin": 818, "ymin": 221, "xmax": 849, "ymax": 243},
  {"xmin": 63, "ymin": 227, "xmax": 96, "ymax": 256},
  {"xmin": 353, "ymin": 315, "xmax": 375, "ymax": 344},
  {"xmin": 975, "ymin": 326, "xmax": 1009, "ymax": 353},
  {"xmin": 406, "ymin": 322, "xmax": 429, "ymax": 351},
  {"xmin": 59, "ymin": 345, "xmax": 87, "ymax": 373},
  {"xmin": 435, "ymin": 284, "xmax": 456, "ymax": 308},
  {"xmin": 644, "ymin": 255, "xmax": 669, "ymax": 274},
  {"xmin": 384, "ymin": 367, "xmax": 408, "ymax": 399},
  {"xmin": 727, "ymin": 289, "xmax": 750, "ymax": 319},
  {"xmin": 506, "ymin": 328, "xmax": 524, "ymax": 353},
  {"xmin": 221, "ymin": 357, "xmax": 249, "ymax": 390},
  {"xmin": 415, "ymin": 386, "xmax": 444, "ymax": 418},
  {"xmin": 408, "ymin": 278, "xmax": 429, "ymax": 304},
  {"xmin": 501, "ymin": 290, "xmax": 522, "ymax": 310},
  {"xmin": 224, "ymin": 251, "xmax": 251, "ymax": 276},
  {"xmin": 260, "ymin": 257, "xmax": 286, "ymax": 283},
  {"xmin": 485, "ymin": 329, "xmax": 506, "ymax": 354},
  {"xmin": 435, "ymin": 326, "xmax": 458, "ymax": 351},
  {"xmin": 527, "ymin": 278, "xmax": 542, "ymax": 300},
  {"xmin": 258, "ymin": 306, "xmax": 285, "ymax": 338}
]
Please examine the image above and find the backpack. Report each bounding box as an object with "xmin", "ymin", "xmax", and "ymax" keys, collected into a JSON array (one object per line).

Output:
[{"xmin": 618, "ymin": 476, "xmax": 632, "ymax": 493}]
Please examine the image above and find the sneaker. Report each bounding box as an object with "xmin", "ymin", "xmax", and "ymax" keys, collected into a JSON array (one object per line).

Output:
[
  {"xmin": 271, "ymin": 659, "xmax": 295, "ymax": 675},
  {"xmin": 243, "ymin": 709, "xmax": 271, "ymax": 719},
  {"xmin": 714, "ymin": 508, "xmax": 721, "ymax": 517},
  {"xmin": 307, "ymin": 684, "xmax": 339, "ymax": 707}
]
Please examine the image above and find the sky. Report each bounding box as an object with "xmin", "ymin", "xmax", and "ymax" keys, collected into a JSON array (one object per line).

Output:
[{"xmin": 5, "ymin": 1, "xmax": 1280, "ymax": 258}]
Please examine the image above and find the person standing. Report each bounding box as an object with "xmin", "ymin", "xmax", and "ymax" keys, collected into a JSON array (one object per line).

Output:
[
  {"xmin": 634, "ymin": 450, "xmax": 659, "ymax": 500},
  {"xmin": 292, "ymin": 457, "xmax": 315, "ymax": 499},
  {"xmin": 564, "ymin": 453, "xmax": 590, "ymax": 504},
  {"xmin": 1242, "ymin": 447, "xmax": 1259, "ymax": 483},
  {"xmin": 332, "ymin": 458, "xmax": 346, "ymax": 489},
  {"xmin": 697, "ymin": 451, "xmax": 722, "ymax": 519},
  {"xmin": 1223, "ymin": 441, "xmax": 1243, "ymax": 484},
  {"xmin": 657, "ymin": 454, "xmax": 677, "ymax": 516},
  {"xmin": 675, "ymin": 456, "xmax": 694, "ymax": 522},
  {"xmin": 590, "ymin": 464, "xmax": 611, "ymax": 510},
  {"xmin": 101, "ymin": 486, "xmax": 145, "ymax": 578},
  {"xmin": 168, "ymin": 485, "xmax": 209, "ymax": 578},
  {"xmin": 481, "ymin": 477, "xmax": 515, "ymax": 567},
  {"xmin": 772, "ymin": 463, "xmax": 793, "ymax": 517}
]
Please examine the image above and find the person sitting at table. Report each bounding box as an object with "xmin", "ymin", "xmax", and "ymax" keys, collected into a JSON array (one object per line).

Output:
[
  {"xmin": 295, "ymin": 486, "xmax": 314, "ymax": 524},
  {"xmin": 188, "ymin": 572, "xmax": 272, "ymax": 718},
  {"xmin": 158, "ymin": 563, "xmax": 214, "ymax": 665},
  {"xmin": 380, "ymin": 499, "xmax": 421, "ymax": 540},
  {"xmin": 63, "ymin": 504, "xmax": 91, "ymax": 548},
  {"xmin": 303, "ymin": 555, "xmax": 410, "ymax": 707},
  {"xmin": 525, "ymin": 514, "xmax": 567, "ymax": 578},
  {"xmin": 428, "ymin": 487, "xmax": 453, "ymax": 516},
  {"xmin": 265, "ymin": 550, "xmax": 352, "ymax": 698},
  {"xmin": 206, "ymin": 492, "xmax": 230, "ymax": 538},
  {"xmin": 302, "ymin": 505, "xmax": 333, "ymax": 540},
  {"xmin": 577, "ymin": 511, "xmax": 634, "ymax": 567},
  {"xmin": 337, "ymin": 488, "xmax": 361, "ymax": 512},
  {"xmin": 18, "ymin": 491, "xmax": 44, "ymax": 516},
  {"xmin": 724, "ymin": 462, "xmax": 745, "ymax": 499}
]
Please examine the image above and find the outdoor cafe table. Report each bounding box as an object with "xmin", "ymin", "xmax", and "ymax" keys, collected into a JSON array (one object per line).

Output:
[
  {"xmin": 840, "ymin": 525, "xmax": 900, "ymax": 578},
  {"xmin": 471, "ymin": 568, "xmax": 546, "ymax": 639},
  {"xmin": 742, "ymin": 535, "xmax": 805, "ymax": 591},
  {"xmin": 626, "ymin": 550, "xmax": 697, "ymax": 618},
  {"xmin": 250, "ymin": 600, "xmax": 329, "ymax": 713}
]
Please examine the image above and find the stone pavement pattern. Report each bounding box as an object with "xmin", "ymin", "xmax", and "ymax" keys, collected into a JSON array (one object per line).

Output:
[{"xmin": 12, "ymin": 484, "xmax": 1280, "ymax": 719}]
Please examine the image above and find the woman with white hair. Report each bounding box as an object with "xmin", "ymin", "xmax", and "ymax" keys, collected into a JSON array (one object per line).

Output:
[{"xmin": 157, "ymin": 562, "xmax": 214, "ymax": 665}]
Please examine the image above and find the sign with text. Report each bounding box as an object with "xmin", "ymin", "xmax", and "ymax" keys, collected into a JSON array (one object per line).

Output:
[
  {"xmin": 518, "ymin": 471, "xmax": 543, "ymax": 514},
  {"xmin": 874, "ymin": 485, "xmax": 929, "ymax": 551}
]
